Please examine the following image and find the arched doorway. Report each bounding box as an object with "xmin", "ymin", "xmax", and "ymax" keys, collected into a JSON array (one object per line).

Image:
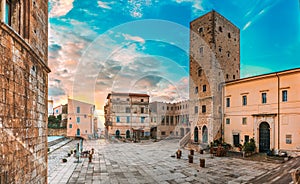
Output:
[
  {"xmin": 194, "ymin": 126, "xmax": 199, "ymax": 142},
  {"xmin": 116, "ymin": 130, "xmax": 120, "ymax": 138},
  {"xmin": 259, "ymin": 122, "xmax": 270, "ymax": 152},
  {"xmin": 76, "ymin": 128, "xmax": 80, "ymax": 136},
  {"xmin": 202, "ymin": 126, "xmax": 208, "ymax": 143},
  {"xmin": 126, "ymin": 130, "xmax": 130, "ymax": 139}
]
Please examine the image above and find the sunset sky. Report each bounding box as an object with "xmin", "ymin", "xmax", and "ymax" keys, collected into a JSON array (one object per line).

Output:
[{"xmin": 48, "ymin": 0, "xmax": 300, "ymax": 124}]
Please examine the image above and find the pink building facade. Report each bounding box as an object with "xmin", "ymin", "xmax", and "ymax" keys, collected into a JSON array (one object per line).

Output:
[
  {"xmin": 224, "ymin": 68, "xmax": 300, "ymax": 152},
  {"xmin": 67, "ymin": 99, "xmax": 96, "ymax": 139}
]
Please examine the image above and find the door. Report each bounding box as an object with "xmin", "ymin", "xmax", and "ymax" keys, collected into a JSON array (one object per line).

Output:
[
  {"xmin": 194, "ymin": 126, "xmax": 198, "ymax": 142},
  {"xmin": 126, "ymin": 130, "xmax": 130, "ymax": 138},
  {"xmin": 259, "ymin": 122, "xmax": 270, "ymax": 152},
  {"xmin": 76, "ymin": 128, "xmax": 80, "ymax": 136},
  {"xmin": 202, "ymin": 126, "xmax": 208, "ymax": 143},
  {"xmin": 116, "ymin": 130, "xmax": 120, "ymax": 138},
  {"xmin": 233, "ymin": 134, "xmax": 239, "ymax": 147}
]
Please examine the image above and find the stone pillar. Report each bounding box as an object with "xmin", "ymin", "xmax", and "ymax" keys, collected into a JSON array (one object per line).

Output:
[{"xmin": 1, "ymin": 0, "xmax": 5, "ymax": 22}]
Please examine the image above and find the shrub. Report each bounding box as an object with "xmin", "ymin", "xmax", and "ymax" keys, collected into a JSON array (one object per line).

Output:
[{"xmin": 243, "ymin": 138, "xmax": 256, "ymax": 152}]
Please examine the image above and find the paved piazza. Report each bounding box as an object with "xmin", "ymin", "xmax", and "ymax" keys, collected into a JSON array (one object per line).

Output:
[{"xmin": 48, "ymin": 139, "xmax": 281, "ymax": 184}]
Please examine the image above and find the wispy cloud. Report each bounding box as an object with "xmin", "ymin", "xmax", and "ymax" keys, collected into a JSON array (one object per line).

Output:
[
  {"xmin": 243, "ymin": 21, "xmax": 252, "ymax": 30},
  {"xmin": 97, "ymin": 1, "xmax": 112, "ymax": 9},
  {"xmin": 122, "ymin": 33, "xmax": 145, "ymax": 44},
  {"xmin": 49, "ymin": 0, "xmax": 74, "ymax": 17}
]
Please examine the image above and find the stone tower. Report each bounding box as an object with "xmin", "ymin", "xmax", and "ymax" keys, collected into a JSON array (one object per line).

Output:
[
  {"xmin": 189, "ymin": 10, "xmax": 240, "ymax": 144},
  {"xmin": 0, "ymin": 0, "xmax": 50, "ymax": 183}
]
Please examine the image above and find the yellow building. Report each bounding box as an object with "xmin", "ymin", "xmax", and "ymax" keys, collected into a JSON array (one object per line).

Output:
[{"xmin": 224, "ymin": 68, "xmax": 300, "ymax": 152}]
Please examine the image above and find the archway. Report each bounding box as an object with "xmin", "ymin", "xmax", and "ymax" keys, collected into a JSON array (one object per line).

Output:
[
  {"xmin": 202, "ymin": 125, "xmax": 208, "ymax": 143},
  {"xmin": 259, "ymin": 122, "xmax": 270, "ymax": 152},
  {"xmin": 76, "ymin": 128, "xmax": 80, "ymax": 136},
  {"xmin": 126, "ymin": 130, "xmax": 130, "ymax": 139},
  {"xmin": 194, "ymin": 126, "xmax": 199, "ymax": 142},
  {"xmin": 116, "ymin": 130, "xmax": 120, "ymax": 138}
]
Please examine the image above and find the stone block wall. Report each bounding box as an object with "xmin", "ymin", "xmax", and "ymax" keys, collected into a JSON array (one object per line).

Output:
[
  {"xmin": 48, "ymin": 128, "xmax": 67, "ymax": 136},
  {"xmin": 189, "ymin": 11, "xmax": 240, "ymax": 143},
  {"xmin": 0, "ymin": 0, "xmax": 49, "ymax": 183}
]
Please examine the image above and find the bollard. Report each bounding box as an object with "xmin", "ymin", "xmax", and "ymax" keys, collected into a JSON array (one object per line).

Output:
[
  {"xmin": 200, "ymin": 159, "xmax": 205, "ymax": 168},
  {"xmin": 200, "ymin": 149, "xmax": 203, "ymax": 154},
  {"xmin": 190, "ymin": 149, "xmax": 194, "ymax": 155},
  {"xmin": 176, "ymin": 149, "xmax": 182, "ymax": 159},
  {"xmin": 188, "ymin": 154, "xmax": 193, "ymax": 163}
]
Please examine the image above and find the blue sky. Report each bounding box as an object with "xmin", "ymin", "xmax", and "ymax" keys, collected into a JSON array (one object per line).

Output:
[{"xmin": 48, "ymin": 0, "xmax": 300, "ymax": 112}]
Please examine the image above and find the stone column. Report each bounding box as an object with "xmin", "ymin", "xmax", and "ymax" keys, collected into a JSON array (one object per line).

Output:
[{"xmin": 1, "ymin": 0, "xmax": 5, "ymax": 22}]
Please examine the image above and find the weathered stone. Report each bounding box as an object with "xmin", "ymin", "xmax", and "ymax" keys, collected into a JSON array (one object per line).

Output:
[{"xmin": 0, "ymin": 0, "xmax": 50, "ymax": 183}]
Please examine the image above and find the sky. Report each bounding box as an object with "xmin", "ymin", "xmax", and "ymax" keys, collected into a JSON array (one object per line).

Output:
[{"xmin": 48, "ymin": 0, "xmax": 300, "ymax": 123}]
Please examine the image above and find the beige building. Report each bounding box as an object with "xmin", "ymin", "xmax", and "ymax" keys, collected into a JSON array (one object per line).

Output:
[
  {"xmin": 0, "ymin": 0, "xmax": 49, "ymax": 182},
  {"xmin": 189, "ymin": 10, "xmax": 240, "ymax": 144},
  {"xmin": 104, "ymin": 92, "xmax": 150, "ymax": 139},
  {"xmin": 224, "ymin": 68, "xmax": 300, "ymax": 152},
  {"xmin": 149, "ymin": 101, "xmax": 190, "ymax": 139},
  {"xmin": 67, "ymin": 99, "xmax": 96, "ymax": 139}
]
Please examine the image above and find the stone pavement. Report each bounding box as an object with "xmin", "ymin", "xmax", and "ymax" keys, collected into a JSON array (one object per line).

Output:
[{"xmin": 48, "ymin": 139, "xmax": 282, "ymax": 184}]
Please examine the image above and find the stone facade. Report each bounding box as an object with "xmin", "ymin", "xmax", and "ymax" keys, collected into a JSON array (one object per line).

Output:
[
  {"xmin": 189, "ymin": 11, "xmax": 240, "ymax": 144},
  {"xmin": 149, "ymin": 101, "xmax": 190, "ymax": 139},
  {"xmin": 0, "ymin": 0, "xmax": 49, "ymax": 183},
  {"xmin": 104, "ymin": 92, "xmax": 150, "ymax": 139}
]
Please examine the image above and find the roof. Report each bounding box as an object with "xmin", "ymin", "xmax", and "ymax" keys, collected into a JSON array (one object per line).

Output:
[
  {"xmin": 226, "ymin": 67, "xmax": 300, "ymax": 85},
  {"xmin": 106, "ymin": 92, "xmax": 149, "ymax": 99}
]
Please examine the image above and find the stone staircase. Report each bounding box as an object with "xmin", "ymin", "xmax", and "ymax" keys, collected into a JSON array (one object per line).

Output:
[{"xmin": 179, "ymin": 131, "xmax": 191, "ymax": 148}]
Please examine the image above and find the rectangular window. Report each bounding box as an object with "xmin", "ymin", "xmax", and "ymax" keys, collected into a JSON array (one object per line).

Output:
[
  {"xmin": 126, "ymin": 107, "xmax": 130, "ymax": 113},
  {"xmin": 242, "ymin": 95, "xmax": 247, "ymax": 106},
  {"xmin": 195, "ymin": 87, "xmax": 198, "ymax": 94},
  {"xmin": 244, "ymin": 135, "xmax": 249, "ymax": 143},
  {"xmin": 286, "ymin": 134, "xmax": 292, "ymax": 144},
  {"xmin": 161, "ymin": 116, "xmax": 165, "ymax": 125},
  {"xmin": 233, "ymin": 134, "xmax": 240, "ymax": 147},
  {"xmin": 141, "ymin": 99, "xmax": 144, "ymax": 102},
  {"xmin": 194, "ymin": 106, "xmax": 198, "ymax": 114},
  {"xmin": 226, "ymin": 98, "xmax": 230, "ymax": 107},
  {"xmin": 226, "ymin": 118, "xmax": 230, "ymax": 125},
  {"xmin": 76, "ymin": 117, "xmax": 80, "ymax": 123},
  {"xmin": 262, "ymin": 93, "xmax": 267, "ymax": 104},
  {"xmin": 84, "ymin": 114, "xmax": 87, "ymax": 118},
  {"xmin": 126, "ymin": 116, "xmax": 130, "ymax": 123},
  {"xmin": 282, "ymin": 90, "xmax": 287, "ymax": 102},
  {"xmin": 69, "ymin": 124, "xmax": 72, "ymax": 128},
  {"xmin": 161, "ymin": 131, "xmax": 166, "ymax": 136},
  {"xmin": 167, "ymin": 106, "xmax": 169, "ymax": 110},
  {"xmin": 141, "ymin": 117, "xmax": 145, "ymax": 123},
  {"xmin": 141, "ymin": 107, "xmax": 144, "ymax": 113},
  {"xmin": 77, "ymin": 106, "xmax": 80, "ymax": 113},
  {"xmin": 242, "ymin": 117, "xmax": 247, "ymax": 125},
  {"xmin": 5, "ymin": 1, "xmax": 11, "ymax": 25},
  {"xmin": 166, "ymin": 116, "xmax": 169, "ymax": 125},
  {"xmin": 203, "ymin": 85, "xmax": 207, "ymax": 92},
  {"xmin": 202, "ymin": 105, "xmax": 206, "ymax": 113},
  {"xmin": 116, "ymin": 116, "xmax": 120, "ymax": 123}
]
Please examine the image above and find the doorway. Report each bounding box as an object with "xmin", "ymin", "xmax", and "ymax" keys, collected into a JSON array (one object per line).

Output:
[
  {"xmin": 202, "ymin": 125, "xmax": 208, "ymax": 143},
  {"xmin": 194, "ymin": 126, "xmax": 199, "ymax": 142},
  {"xmin": 259, "ymin": 122, "xmax": 270, "ymax": 152}
]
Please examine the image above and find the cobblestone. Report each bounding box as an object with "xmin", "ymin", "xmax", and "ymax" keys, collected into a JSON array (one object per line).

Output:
[{"xmin": 48, "ymin": 139, "xmax": 280, "ymax": 184}]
